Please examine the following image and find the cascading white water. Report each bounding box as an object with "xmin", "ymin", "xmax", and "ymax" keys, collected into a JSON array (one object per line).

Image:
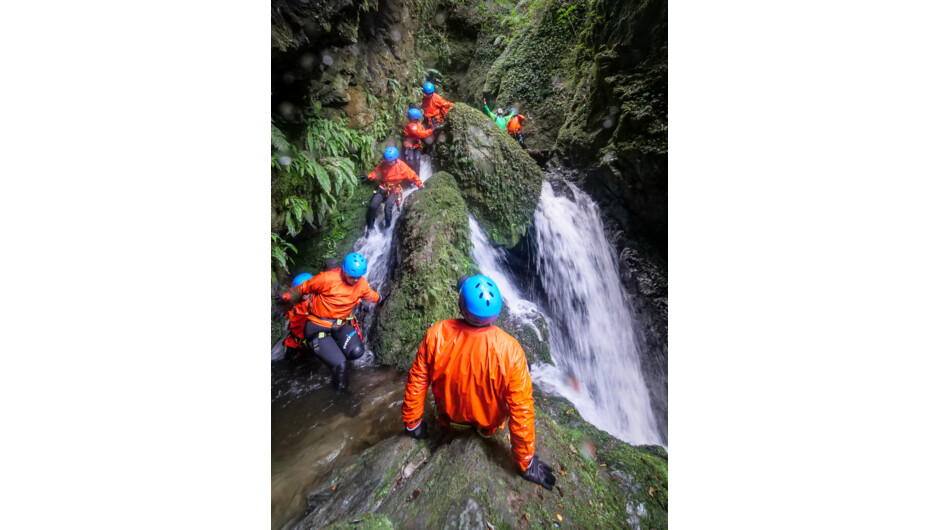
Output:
[
  {"xmin": 468, "ymin": 215, "xmax": 544, "ymax": 339},
  {"xmin": 350, "ymin": 155, "xmax": 433, "ymax": 361},
  {"xmin": 527, "ymin": 180, "xmax": 662, "ymax": 446}
]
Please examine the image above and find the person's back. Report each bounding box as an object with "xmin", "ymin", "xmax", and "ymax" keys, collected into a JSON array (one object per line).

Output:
[
  {"xmin": 402, "ymin": 275, "xmax": 556, "ymax": 490},
  {"xmin": 415, "ymin": 319, "xmax": 532, "ymax": 432}
]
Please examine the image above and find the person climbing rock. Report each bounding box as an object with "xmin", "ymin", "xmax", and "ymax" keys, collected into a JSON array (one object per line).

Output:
[
  {"xmin": 360, "ymin": 146, "xmax": 424, "ymax": 231},
  {"xmin": 278, "ymin": 272, "xmax": 314, "ymax": 359},
  {"xmin": 281, "ymin": 253, "xmax": 382, "ymax": 392},
  {"xmin": 420, "ymin": 82, "xmax": 453, "ymax": 131},
  {"xmin": 506, "ymin": 109, "xmax": 527, "ymax": 148},
  {"xmin": 483, "ymin": 98, "xmax": 517, "ymax": 132},
  {"xmin": 401, "ymin": 275, "xmax": 557, "ymax": 490},
  {"xmin": 402, "ymin": 107, "xmax": 434, "ymax": 172}
]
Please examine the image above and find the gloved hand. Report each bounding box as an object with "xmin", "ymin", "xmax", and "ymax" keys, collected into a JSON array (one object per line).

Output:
[
  {"xmin": 405, "ymin": 420, "xmax": 429, "ymax": 439},
  {"xmin": 360, "ymin": 173, "xmax": 369, "ymax": 184},
  {"xmin": 378, "ymin": 291, "xmax": 391, "ymax": 306},
  {"xmin": 521, "ymin": 454, "xmax": 556, "ymax": 490}
]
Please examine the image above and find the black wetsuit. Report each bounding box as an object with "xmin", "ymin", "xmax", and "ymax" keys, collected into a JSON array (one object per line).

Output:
[{"xmin": 304, "ymin": 320, "xmax": 365, "ymax": 390}]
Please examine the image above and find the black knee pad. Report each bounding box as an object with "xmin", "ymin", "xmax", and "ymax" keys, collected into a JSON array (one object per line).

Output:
[{"xmin": 338, "ymin": 327, "xmax": 365, "ymax": 360}]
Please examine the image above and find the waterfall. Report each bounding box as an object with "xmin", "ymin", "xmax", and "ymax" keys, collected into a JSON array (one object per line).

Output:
[
  {"xmin": 530, "ymin": 179, "xmax": 662, "ymax": 446},
  {"xmin": 468, "ymin": 178, "xmax": 663, "ymax": 446},
  {"xmin": 468, "ymin": 215, "xmax": 544, "ymax": 338}
]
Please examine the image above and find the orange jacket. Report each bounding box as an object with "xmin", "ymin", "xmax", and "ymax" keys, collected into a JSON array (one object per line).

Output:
[
  {"xmin": 421, "ymin": 93, "xmax": 453, "ymax": 120},
  {"xmin": 286, "ymin": 269, "xmax": 380, "ymax": 330},
  {"xmin": 507, "ymin": 114, "xmax": 526, "ymax": 134},
  {"xmin": 367, "ymin": 159, "xmax": 423, "ymax": 188},
  {"xmin": 402, "ymin": 319, "xmax": 536, "ymax": 472},
  {"xmin": 403, "ymin": 121, "xmax": 434, "ymax": 148}
]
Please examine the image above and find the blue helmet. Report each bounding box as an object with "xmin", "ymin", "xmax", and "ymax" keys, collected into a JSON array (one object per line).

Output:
[
  {"xmin": 383, "ymin": 146, "xmax": 399, "ymax": 162},
  {"xmin": 408, "ymin": 107, "xmax": 423, "ymax": 120},
  {"xmin": 459, "ymin": 275, "xmax": 502, "ymax": 327},
  {"xmin": 292, "ymin": 272, "xmax": 313, "ymax": 287},
  {"xmin": 423, "ymin": 82, "xmax": 435, "ymax": 94},
  {"xmin": 510, "ymin": 107, "xmax": 517, "ymax": 114},
  {"xmin": 343, "ymin": 253, "xmax": 367, "ymax": 278}
]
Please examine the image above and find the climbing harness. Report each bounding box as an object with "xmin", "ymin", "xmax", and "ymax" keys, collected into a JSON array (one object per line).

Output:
[{"xmin": 379, "ymin": 183, "xmax": 405, "ymax": 210}]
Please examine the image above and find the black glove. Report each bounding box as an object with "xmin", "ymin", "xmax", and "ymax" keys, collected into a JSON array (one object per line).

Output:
[
  {"xmin": 521, "ymin": 454, "xmax": 556, "ymax": 490},
  {"xmin": 378, "ymin": 291, "xmax": 391, "ymax": 306},
  {"xmin": 360, "ymin": 173, "xmax": 369, "ymax": 184},
  {"xmin": 405, "ymin": 420, "xmax": 429, "ymax": 439}
]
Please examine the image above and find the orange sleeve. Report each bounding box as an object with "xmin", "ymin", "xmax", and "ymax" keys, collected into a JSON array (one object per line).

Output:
[
  {"xmin": 436, "ymin": 94, "xmax": 453, "ymax": 114},
  {"xmin": 359, "ymin": 279, "xmax": 380, "ymax": 303},
  {"xmin": 402, "ymin": 332, "xmax": 433, "ymax": 426},
  {"xmin": 416, "ymin": 123, "xmax": 434, "ymax": 139},
  {"xmin": 367, "ymin": 165, "xmax": 381, "ymax": 182},
  {"xmin": 296, "ymin": 273, "xmax": 326, "ymax": 295},
  {"xmin": 505, "ymin": 342, "xmax": 536, "ymax": 472}
]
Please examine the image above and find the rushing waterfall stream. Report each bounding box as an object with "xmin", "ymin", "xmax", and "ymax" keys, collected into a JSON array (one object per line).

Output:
[
  {"xmin": 470, "ymin": 178, "xmax": 663, "ymax": 447},
  {"xmin": 530, "ymin": 179, "xmax": 663, "ymax": 446}
]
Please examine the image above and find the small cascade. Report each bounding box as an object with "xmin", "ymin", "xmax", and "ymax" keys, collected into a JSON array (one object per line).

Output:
[
  {"xmin": 468, "ymin": 215, "xmax": 544, "ymax": 338},
  {"xmin": 351, "ymin": 155, "xmax": 433, "ymax": 360}
]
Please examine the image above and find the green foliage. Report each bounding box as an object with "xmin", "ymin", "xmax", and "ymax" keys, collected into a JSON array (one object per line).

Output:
[
  {"xmin": 271, "ymin": 114, "xmax": 374, "ymax": 281},
  {"xmin": 271, "ymin": 233, "xmax": 297, "ymax": 281}
]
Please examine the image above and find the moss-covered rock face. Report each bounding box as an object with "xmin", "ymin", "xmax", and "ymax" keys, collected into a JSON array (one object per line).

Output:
[
  {"xmin": 433, "ymin": 103, "xmax": 543, "ymax": 249},
  {"xmin": 372, "ymin": 172, "xmax": 475, "ymax": 370},
  {"xmin": 293, "ymin": 401, "xmax": 667, "ymax": 529}
]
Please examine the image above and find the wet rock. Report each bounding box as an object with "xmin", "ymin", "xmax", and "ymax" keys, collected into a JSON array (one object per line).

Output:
[
  {"xmin": 372, "ymin": 172, "xmax": 475, "ymax": 370},
  {"xmin": 290, "ymin": 404, "xmax": 667, "ymax": 529},
  {"xmin": 444, "ymin": 496, "xmax": 485, "ymax": 529},
  {"xmin": 432, "ymin": 103, "xmax": 543, "ymax": 249}
]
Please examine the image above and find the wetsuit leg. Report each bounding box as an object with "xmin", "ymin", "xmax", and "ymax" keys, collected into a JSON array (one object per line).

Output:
[
  {"xmin": 367, "ymin": 191, "xmax": 384, "ymax": 230},
  {"xmin": 383, "ymin": 193, "xmax": 395, "ymax": 228},
  {"xmin": 304, "ymin": 321, "xmax": 348, "ymax": 389},
  {"xmin": 333, "ymin": 323, "xmax": 365, "ymax": 361}
]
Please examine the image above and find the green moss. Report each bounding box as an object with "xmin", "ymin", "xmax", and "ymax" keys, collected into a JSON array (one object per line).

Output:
[
  {"xmin": 372, "ymin": 172, "xmax": 475, "ymax": 370},
  {"xmin": 432, "ymin": 103, "xmax": 543, "ymax": 248},
  {"xmin": 292, "ymin": 182, "xmax": 374, "ymax": 275},
  {"xmin": 294, "ymin": 400, "xmax": 667, "ymax": 529}
]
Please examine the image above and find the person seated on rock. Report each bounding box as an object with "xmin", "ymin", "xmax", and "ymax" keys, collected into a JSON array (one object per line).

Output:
[
  {"xmin": 280, "ymin": 253, "xmax": 382, "ymax": 391},
  {"xmin": 506, "ymin": 109, "xmax": 527, "ymax": 147},
  {"xmin": 360, "ymin": 146, "xmax": 424, "ymax": 232},
  {"xmin": 420, "ymin": 82, "xmax": 453, "ymax": 130},
  {"xmin": 402, "ymin": 107, "xmax": 434, "ymax": 172},
  {"xmin": 401, "ymin": 274, "xmax": 557, "ymax": 490},
  {"xmin": 483, "ymin": 97, "xmax": 517, "ymax": 132}
]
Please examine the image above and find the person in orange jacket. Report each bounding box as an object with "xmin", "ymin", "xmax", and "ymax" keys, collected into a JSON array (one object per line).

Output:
[
  {"xmin": 401, "ymin": 275, "xmax": 557, "ymax": 490},
  {"xmin": 420, "ymin": 82, "xmax": 453, "ymax": 130},
  {"xmin": 506, "ymin": 109, "xmax": 527, "ymax": 148},
  {"xmin": 280, "ymin": 253, "xmax": 382, "ymax": 391},
  {"xmin": 360, "ymin": 146, "xmax": 424, "ymax": 231},
  {"xmin": 402, "ymin": 107, "xmax": 434, "ymax": 172}
]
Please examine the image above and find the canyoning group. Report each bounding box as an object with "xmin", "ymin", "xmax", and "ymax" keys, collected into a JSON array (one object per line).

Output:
[{"xmin": 274, "ymin": 81, "xmax": 553, "ymax": 490}]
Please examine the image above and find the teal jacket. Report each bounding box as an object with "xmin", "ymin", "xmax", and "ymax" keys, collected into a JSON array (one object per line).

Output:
[{"xmin": 483, "ymin": 104, "xmax": 517, "ymax": 131}]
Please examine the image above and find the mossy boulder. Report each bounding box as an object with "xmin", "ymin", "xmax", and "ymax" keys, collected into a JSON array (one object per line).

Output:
[
  {"xmin": 433, "ymin": 103, "xmax": 543, "ymax": 249},
  {"xmin": 372, "ymin": 172, "xmax": 475, "ymax": 370},
  {"xmin": 498, "ymin": 312, "xmax": 552, "ymax": 366},
  {"xmin": 293, "ymin": 402, "xmax": 667, "ymax": 529}
]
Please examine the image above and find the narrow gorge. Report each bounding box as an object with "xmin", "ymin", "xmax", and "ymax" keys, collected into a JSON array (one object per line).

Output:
[{"xmin": 271, "ymin": 0, "xmax": 667, "ymax": 527}]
